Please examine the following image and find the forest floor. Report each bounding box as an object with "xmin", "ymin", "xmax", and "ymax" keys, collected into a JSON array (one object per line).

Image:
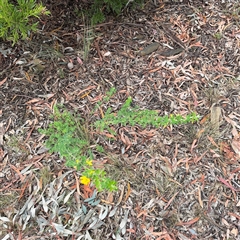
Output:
[{"xmin": 1, "ymin": 0, "xmax": 240, "ymax": 239}]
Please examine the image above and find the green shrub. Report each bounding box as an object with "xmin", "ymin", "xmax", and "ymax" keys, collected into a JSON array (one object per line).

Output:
[
  {"xmin": 0, "ymin": 0, "xmax": 50, "ymax": 45},
  {"xmin": 89, "ymin": 0, "xmax": 142, "ymax": 24}
]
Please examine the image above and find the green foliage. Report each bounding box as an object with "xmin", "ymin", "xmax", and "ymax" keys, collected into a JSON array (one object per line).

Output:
[
  {"xmin": 94, "ymin": 97, "xmax": 200, "ymax": 134},
  {"xmin": 90, "ymin": 8, "xmax": 105, "ymax": 25},
  {"xmin": 89, "ymin": 0, "xmax": 142, "ymax": 25},
  {"xmin": 40, "ymin": 89, "xmax": 199, "ymax": 192},
  {"xmin": 39, "ymin": 106, "xmax": 89, "ymax": 165},
  {"xmin": 93, "ymin": 87, "xmax": 117, "ymax": 113},
  {"xmin": 39, "ymin": 105, "xmax": 117, "ymax": 192},
  {"xmin": 83, "ymin": 168, "xmax": 117, "ymax": 191},
  {"xmin": 214, "ymin": 32, "xmax": 222, "ymax": 40},
  {"xmin": 0, "ymin": 0, "xmax": 50, "ymax": 45}
]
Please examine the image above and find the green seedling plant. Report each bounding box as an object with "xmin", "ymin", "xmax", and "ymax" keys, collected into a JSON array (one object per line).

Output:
[
  {"xmin": 0, "ymin": 0, "xmax": 50, "ymax": 45},
  {"xmin": 94, "ymin": 96, "xmax": 199, "ymax": 134},
  {"xmin": 40, "ymin": 88, "xmax": 199, "ymax": 192},
  {"xmin": 214, "ymin": 32, "xmax": 222, "ymax": 40},
  {"xmin": 93, "ymin": 87, "xmax": 117, "ymax": 114},
  {"xmin": 39, "ymin": 105, "xmax": 117, "ymax": 192}
]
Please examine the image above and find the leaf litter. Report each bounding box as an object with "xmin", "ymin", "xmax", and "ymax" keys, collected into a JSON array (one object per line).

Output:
[{"xmin": 0, "ymin": 0, "xmax": 240, "ymax": 239}]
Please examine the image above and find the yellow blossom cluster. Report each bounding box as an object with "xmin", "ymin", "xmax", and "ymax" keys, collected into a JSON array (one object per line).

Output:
[{"xmin": 80, "ymin": 176, "xmax": 91, "ymax": 185}]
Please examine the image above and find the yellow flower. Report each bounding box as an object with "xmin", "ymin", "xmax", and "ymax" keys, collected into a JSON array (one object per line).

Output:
[
  {"xmin": 80, "ymin": 176, "xmax": 91, "ymax": 185},
  {"xmin": 86, "ymin": 159, "xmax": 93, "ymax": 166}
]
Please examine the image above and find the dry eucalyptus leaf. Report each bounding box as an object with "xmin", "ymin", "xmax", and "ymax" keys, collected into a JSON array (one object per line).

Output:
[
  {"xmin": 99, "ymin": 205, "xmax": 108, "ymax": 220},
  {"xmin": 138, "ymin": 42, "xmax": 160, "ymax": 56},
  {"xmin": 91, "ymin": 220, "xmax": 104, "ymax": 230},
  {"xmin": 88, "ymin": 218, "xmax": 98, "ymax": 229},
  {"xmin": 109, "ymin": 207, "xmax": 118, "ymax": 217},
  {"xmin": 231, "ymin": 228, "xmax": 238, "ymax": 237},
  {"xmin": 0, "ymin": 122, "xmax": 4, "ymax": 145},
  {"xmin": 119, "ymin": 210, "xmax": 129, "ymax": 229},
  {"xmin": 22, "ymin": 215, "xmax": 31, "ymax": 230},
  {"xmin": 52, "ymin": 222, "xmax": 73, "ymax": 235},
  {"xmin": 231, "ymin": 138, "xmax": 240, "ymax": 156},
  {"xmin": 64, "ymin": 47, "xmax": 74, "ymax": 53},
  {"xmin": 41, "ymin": 196, "xmax": 50, "ymax": 213},
  {"xmin": 64, "ymin": 189, "xmax": 75, "ymax": 204},
  {"xmin": 115, "ymin": 233, "xmax": 124, "ymax": 240},
  {"xmin": 232, "ymin": 126, "xmax": 239, "ymax": 138},
  {"xmin": 0, "ymin": 217, "xmax": 11, "ymax": 222},
  {"xmin": 85, "ymin": 230, "xmax": 93, "ymax": 240}
]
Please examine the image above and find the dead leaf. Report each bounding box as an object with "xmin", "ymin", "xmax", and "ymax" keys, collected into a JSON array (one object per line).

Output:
[
  {"xmin": 200, "ymin": 113, "xmax": 210, "ymax": 125},
  {"xmin": 231, "ymin": 138, "xmax": 240, "ymax": 157},
  {"xmin": 231, "ymin": 228, "xmax": 238, "ymax": 237},
  {"xmin": 219, "ymin": 141, "xmax": 238, "ymax": 160},
  {"xmin": 228, "ymin": 212, "xmax": 240, "ymax": 220},
  {"xmin": 10, "ymin": 164, "xmax": 25, "ymax": 182},
  {"xmin": 138, "ymin": 42, "xmax": 160, "ymax": 56},
  {"xmin": 138, "ymin": 129, "xmax": 156, "ymax": 138},
  {"xmin": 116, "ymin": 185, "xmax": 124, "ymax": 206},
  {"xmin": 164, "ymin": 191, "xmax": 179, "ymax": 210},
  {"xmin": 77, "ymin": 56, "xmax": 83, "ymax": 65},
  {"xmin": 106, "ymin": 192, "xmax": 114, "ymax": 204},
  {"xmin": 0, "ymin": 122, "xmax": 4, "ymax": 145},
  {"xmin": 124, "ymin": 182, "xmax": 131, "ymax": 202},
  {"xmin": 0, "ymin": 77, "xmax": 7, "ymax": 86},
  {"xmin": 198, "ymin": 186, "xmax": 203, "ymax": 208},
  {"xmin": 218, "ymin": 177, "xmax": 240, "ymax": 192},
  {"xmin": 207, "ymin": 136, "xmax": 219, "ymax": 148},
  {"xmin": 26, "ymin": 98, "xmax": 43, "ymax": 104},
  {"xmin": 176, "ymin": 217, "xmax": 200, "ymax": 226}
]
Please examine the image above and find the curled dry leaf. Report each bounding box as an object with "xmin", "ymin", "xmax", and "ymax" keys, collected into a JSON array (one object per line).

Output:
[
  {"xmin": 99, "ymin": 205, "xmax": 109, "ymax": 220},
  {"xmin": 109, "ymin": 207, "xmax": 118, "ymax": 217}
]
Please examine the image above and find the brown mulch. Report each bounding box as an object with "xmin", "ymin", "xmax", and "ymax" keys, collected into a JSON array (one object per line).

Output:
[{"xmin": 1, "ymin": 0, "xmax": 240, "ymax": 239}]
